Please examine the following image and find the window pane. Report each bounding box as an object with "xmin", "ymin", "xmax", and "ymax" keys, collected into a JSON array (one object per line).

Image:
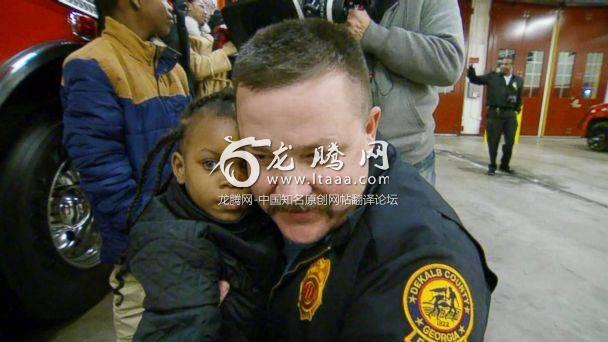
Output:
[
  {"xmin": 524, "ymin": 51, "xmax": 544, "ymax": 97},
  {"xmin": 554, "ymin": 51, "xmax": 575, "ymax": 98},
  {"xmin": 582, "ymin": 53, "xmax": 603, "ymax": 99}
]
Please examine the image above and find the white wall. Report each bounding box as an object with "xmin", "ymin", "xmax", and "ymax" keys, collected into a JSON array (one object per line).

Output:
[{"xmin": 461, "ymin": 0, "xmax": 492, "ymax": 134}]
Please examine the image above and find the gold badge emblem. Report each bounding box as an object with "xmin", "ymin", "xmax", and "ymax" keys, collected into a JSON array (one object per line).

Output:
[
  {"xmin": 298, "ymin": 257, "xmax": 331, "ymax": 321},
  {"xmin": 402, "ymin": 264, "xmax": 474, "ymax": 342}
]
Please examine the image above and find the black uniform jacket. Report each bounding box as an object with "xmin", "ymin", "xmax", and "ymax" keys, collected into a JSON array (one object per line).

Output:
[
  {"xmin": 467, "ymin": 66, "xmax": 524, "ymax": 115},
  {"xmin": 267, "ymin": 144, "xmax": 498, "ymax": 341},
  {"xmin": 128, "ymin": 180, "xmax": 281, "ymax": 341}
]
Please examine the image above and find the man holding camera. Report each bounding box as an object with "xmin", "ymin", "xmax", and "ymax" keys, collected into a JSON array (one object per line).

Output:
[
  {"xmin": 345, "ymin": 0, "xmax": 465, "ymax": 185},
  {"xmin": 467, "ymin": 58, "xmax": 523, "ymax": 175}
]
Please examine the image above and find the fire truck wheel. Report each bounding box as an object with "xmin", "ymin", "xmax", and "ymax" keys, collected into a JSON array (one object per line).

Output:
[
  {"xmin": 0, "ymin": 120, "xmax": 111, "ymax": 323},
  {"xmin": 587, "ymin": 122, "xmax": 608, "ymax": 152}
]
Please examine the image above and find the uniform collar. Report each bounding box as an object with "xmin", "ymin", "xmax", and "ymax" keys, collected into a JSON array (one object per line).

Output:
[
  {"xmin": 102, "ymin": 17, "xmax": 180, "ymax": 76},
  {"xmin": 278, "ymin": 146, "xmax": 397, "ymax": 274},
  {"xmin": 326, "ymin": 142, "xmax": 398, "ymax": 248},
  {"xmin": 284, "ymin": 153, "xmax": 390, "ymax": 272}
]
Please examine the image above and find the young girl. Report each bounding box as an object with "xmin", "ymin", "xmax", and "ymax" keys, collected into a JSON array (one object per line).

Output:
[
  {"xmin": 185, "ymin": 0, "xmax": 236, "ymax": 97},
  {"xmin": 119, "ymin": 89, "xmax": 280, "ymax": 340}
]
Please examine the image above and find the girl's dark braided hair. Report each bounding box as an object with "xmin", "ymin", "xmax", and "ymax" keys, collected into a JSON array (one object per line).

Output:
[
  {"xmin": 113, "ymin": 87, "xmax": 236, "ymax": 306},
  {"xmin": 126, "ymin": 87, "xmax": 237, "ymax": 228}
]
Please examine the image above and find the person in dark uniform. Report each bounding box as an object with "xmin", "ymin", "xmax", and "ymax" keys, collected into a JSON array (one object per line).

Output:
[
  {"xmin": 232, "ymin": 19, "xmax": 497, "ymax": 341},
  {"xmin": 467, "ymin": 58, "xmax": 524, "ymax": 175}
]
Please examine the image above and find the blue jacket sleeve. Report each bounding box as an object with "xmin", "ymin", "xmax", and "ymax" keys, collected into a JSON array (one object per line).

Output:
[{"xmin": 61, "ymin": 58, "xmax": 136, "ymax": 232}]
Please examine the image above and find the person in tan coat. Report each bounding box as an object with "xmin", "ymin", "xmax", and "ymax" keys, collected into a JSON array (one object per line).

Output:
[{"xmin": 185, "ymin": 0, "xmax": 236, "ymax": 97}]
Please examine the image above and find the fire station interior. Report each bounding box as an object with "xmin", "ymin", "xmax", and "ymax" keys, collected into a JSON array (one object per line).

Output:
[{"xmin": 2, "ymin": 0, "xmax": 607, "ymax": 340}]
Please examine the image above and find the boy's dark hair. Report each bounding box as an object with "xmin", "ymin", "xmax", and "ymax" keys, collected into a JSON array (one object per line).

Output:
[
  {"xmin": 232, "ymin": 18, "xmax": 371, "ymax": 114},
  {"xmin": 94, "ymin": 0, "xmax": 118, "ymax": 31},
  {"xmin": 125, "ymin": 87, "xmax": 236, "ymax": 228}
]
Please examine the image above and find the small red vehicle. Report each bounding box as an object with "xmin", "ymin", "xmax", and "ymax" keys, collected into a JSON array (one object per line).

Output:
[
  {"xmin": 580, "ymin": 102, "xmax": 608, "ymax": 152},
  {"xmin": 0, "ymin": 0, "xmax": 109, "ymax": 324}
]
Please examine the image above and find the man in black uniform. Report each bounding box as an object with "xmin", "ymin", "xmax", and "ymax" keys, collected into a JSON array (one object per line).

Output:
[
  {"xmin": 468, "ymin": 58, "xmax": 524, "ymax": 175},
  {"xmin": 233, "ymin": 19, "xmax": 497, "ymax": 341}
]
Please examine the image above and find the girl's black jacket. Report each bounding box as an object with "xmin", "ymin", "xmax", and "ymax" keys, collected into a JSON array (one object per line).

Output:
[{"xmin": 127, "ymin": 180, "xmax": 281, "ymax": 341}]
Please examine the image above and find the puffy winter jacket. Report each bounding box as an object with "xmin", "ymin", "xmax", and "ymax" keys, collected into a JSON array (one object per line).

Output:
[
  {"xmin": 190, "ymin": 34, "xmax": 233, "ymax": 97},
  {"xmin": 128, "ymin": 180, "xmax": 281, "ymax": 341},
  {"xmin": 61, "ymin": 17, "xmax": 190, "ymax": 264}
]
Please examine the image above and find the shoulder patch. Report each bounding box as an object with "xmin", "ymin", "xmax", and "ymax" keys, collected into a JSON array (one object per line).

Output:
[
  {"xmin": 402, "ymin": 264, "xmax": 474, "ymax": 341},
  {"xmin": 298, "ymin": 257, "xmax": 331, "ymax": 321}
]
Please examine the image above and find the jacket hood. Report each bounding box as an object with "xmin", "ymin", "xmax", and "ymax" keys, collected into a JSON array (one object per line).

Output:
[
  {"xmin": 131, "ymin": 178, "xmax": 273, "ymax": 241},
  {"xmin": 128, "ymin": 179, "xmax": 280, "ymax": 277},
  {"xmin": 160, "ymin": 179, "xmax": 271, "ymax": 234},
  {"xmin": 325, "ymin": 140, "xmax": 399, "ymax": 248}
]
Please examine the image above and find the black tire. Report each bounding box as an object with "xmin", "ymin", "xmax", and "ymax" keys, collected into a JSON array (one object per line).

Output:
[
  {"xmin": 0, "ymin": 120, "xmax": 111, "ymax": 324},
  {"xmin": 587, "ymin": 122, "xmax": 608, "ymax": 152}
]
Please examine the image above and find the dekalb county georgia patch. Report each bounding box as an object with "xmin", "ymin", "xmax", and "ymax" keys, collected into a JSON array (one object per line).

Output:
[
  {"xmin": 402, "ymin": 264, "xmax": 474, "ymax": 341},
  {"xmin": 298, "ymin": 257, "xmax": 331, "ymax": 321}
]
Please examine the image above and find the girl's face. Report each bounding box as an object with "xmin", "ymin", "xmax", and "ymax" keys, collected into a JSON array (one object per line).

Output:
[
  {"xmin": 200, "ymin": 6, "xmax": 212, "ymax": 24},
  {"xmin": 188, "ymin": 3, "xmax": 207, "ymax": 25},
  {"xmin": 172, "ymin": 114, "xmax": 250, "ymax": 222}
]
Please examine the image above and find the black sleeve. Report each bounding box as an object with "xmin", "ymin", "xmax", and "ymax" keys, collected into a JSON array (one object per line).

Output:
[
  {"xmin": 467, "ymin": 65, "xmax": 491, "ymax": 85},
  {"xmin": 206, "ymin": 225, "xmax": 282, "ymax": 341},
  {"xmin": 340, "ymin": 219, "xmax": 494, "ymax": 341},
  {"xmin": 130, "ymin": 237, "xmax": 223, "ymax": 341}
]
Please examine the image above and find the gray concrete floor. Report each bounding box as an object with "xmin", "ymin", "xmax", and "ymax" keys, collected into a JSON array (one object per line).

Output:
[
  {"xmin": 434, "ymin": 136, "xmax": 608, "ymax": 341},
  {"xmin": 34, "ymin": 136, "xmax": 608, "ymax": 341}
]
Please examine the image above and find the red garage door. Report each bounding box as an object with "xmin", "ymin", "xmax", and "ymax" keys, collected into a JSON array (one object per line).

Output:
[
  {"xmin": 543, "ymin": 7, "xmax": 608, "ymax": 136},
  {"xmin": 484, "ymin": 1, "xmax": 556, "ymax": 136}
]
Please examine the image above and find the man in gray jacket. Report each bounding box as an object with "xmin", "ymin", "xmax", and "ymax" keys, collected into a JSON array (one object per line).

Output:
[{"xmin": 346, "ymin": 0, "xmax": 465, "ymax": 185}]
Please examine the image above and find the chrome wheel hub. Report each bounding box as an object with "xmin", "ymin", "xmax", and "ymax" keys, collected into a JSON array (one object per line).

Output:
[{"xmin": 47, "ymin": 161, "xmax": 101, "ymax": 269}]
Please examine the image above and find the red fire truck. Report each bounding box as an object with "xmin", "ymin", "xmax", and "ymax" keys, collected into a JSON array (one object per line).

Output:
[
  {"xmin": 580, "ymin": 102, "xmax": 608, "ymax": 152},
  {"xmin": 0, "ymin": 0, "xmax": 110, "ymax": 323}
]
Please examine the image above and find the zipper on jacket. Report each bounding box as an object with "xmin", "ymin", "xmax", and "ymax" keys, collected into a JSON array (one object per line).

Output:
[
  {"xmin": 154, "ymin": 46, "xmax": 162, "ymax": 97},
  {"xmin": 267, "ymin": 245, "xmax": 332, "ymax": 306},
  {"xmin": 153, "ymin": 45, "xmax": 170, "ymax": 116}
]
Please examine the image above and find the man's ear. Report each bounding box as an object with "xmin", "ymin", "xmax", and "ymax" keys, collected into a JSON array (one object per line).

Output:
[
  {"xmin": 365, "ymin": 106, "xmax": 382, "ymax": 146},
  {"xmin": 129, "ymin": 0, "xmax": 142, "ymax": 10},
  {"xmin": 172, "ymin": 151, "xmax": 186, "ymax": 184}
]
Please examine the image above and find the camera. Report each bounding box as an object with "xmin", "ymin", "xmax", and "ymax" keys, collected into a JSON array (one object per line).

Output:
[
  {"xmin": 297, "ymin": 0, "xmax": 372, "ymax": 23},
  {"xmin": 221, "ymin": 0, "xmax": 374, "ymax": 47}
]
